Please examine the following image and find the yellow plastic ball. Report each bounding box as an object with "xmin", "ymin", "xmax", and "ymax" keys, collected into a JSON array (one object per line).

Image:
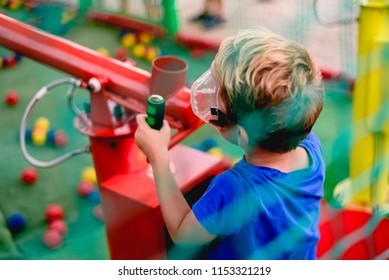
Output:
[
  {"xmin": 34, "ymin": 117, "xmax": 50, "ymax": 131},
  {"xmin": 9, "ymin": 0, "xmax": 21, "ymax": 10},
  {"xmin": 121, "ymin": 33, "xmax": 136, "ymax": 49},
  {"xmin": 138, "ymin": 32, "xmax": 154, "ymax": 45},
  {"xmin": 0, "ymin": 57, "xmax": 3, "ymax": 69},
  {"xmin": 81, "ymin": 167, "xmax": 97, "ymax": 184},
  {"xmin": 32, "ymin": 131, "xmax": 47, "ymax": 146},
  {"xmin": 96, "ymin": 48, "xmax": 110, "ymax": 57},
  {"xmin": 207, "ymin": 147, "xmax": 224, "ymax": 159},
  {"xmin": 132, "ymin": 44, "xmax": 147, "ymax": 58}
]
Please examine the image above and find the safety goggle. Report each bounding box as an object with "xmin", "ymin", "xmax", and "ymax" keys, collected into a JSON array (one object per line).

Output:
[{"xmin": 190, "ymin": 69, "xmax": 229, "ymax": 128}]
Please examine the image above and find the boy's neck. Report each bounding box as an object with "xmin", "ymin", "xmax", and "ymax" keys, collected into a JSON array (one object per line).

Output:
[{"xmin": 244, "ymin": 146, "xmax": 309, "ymax": 173}]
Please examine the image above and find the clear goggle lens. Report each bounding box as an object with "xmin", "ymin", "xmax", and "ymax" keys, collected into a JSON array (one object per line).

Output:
[{"xmin": 190, "ymin": 70, "xmax": 229, "ymax": 128}]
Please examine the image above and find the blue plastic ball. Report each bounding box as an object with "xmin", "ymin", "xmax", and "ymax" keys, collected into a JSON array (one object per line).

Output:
[
  {"xmin": 7, "ymin": 213, "xmax": 26, "ymax": 235},
  {"xmin": 202, "ymin": 138, "xmax": 218, "ymax": 151},
  {"xmin": 14, "ymin": 53, "xmax": 22, "ymax": 61},
  {"xmin": 25, "ymin": 127, "xmax": 32, "ymax": 142},
  {"xmin": 86, "ymin": 189, "xmax": 100, "ymax": 204},
  {"xmin": 47, "ymin": 129, "xmax": 56, "ymax": 145}
]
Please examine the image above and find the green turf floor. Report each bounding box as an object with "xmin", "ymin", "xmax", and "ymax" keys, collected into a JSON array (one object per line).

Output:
[{"xmin": 0, "ymin": 8, "xmax": 353, "ymax": 259}]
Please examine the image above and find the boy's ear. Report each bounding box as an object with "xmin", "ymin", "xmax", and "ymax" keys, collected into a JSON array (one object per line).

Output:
[
  {"xmin": 219, "ymin": 124, "xmax": 248, "ymax": 147},
  {"xmin": 237, "ymin": 125, "xmax": 249, "ymax": 147}
]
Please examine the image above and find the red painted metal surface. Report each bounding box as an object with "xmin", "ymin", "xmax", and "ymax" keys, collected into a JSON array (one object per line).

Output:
[
  {"xmin": 99, "ymin": 144, "xmax": 229, "ymax": 259},
  {"xmin": 176, "ymin": 32, "xmax": 221, "ymax": 52},
  {"xmin": 88, "ymin": 10, "xmax": 167, "ymax": 38}
]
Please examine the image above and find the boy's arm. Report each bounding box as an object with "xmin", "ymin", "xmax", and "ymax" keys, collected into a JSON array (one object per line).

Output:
[{"xmin": 135, "ymin": 114, "xmax": 216, "ymax": 246}]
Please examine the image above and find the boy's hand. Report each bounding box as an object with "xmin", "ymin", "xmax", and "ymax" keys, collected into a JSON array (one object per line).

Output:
[{"xmin": 135, "ymin": 114, "xmax": 171, "ymax": 164}]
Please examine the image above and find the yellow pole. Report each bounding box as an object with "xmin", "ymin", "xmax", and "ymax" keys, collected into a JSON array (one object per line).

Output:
[{"xmin": 341, "ymin": 0, "xmax": 389, "ymax": 209}]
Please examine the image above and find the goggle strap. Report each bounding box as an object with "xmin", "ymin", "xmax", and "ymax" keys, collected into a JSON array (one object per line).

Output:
[{"xmin": 210, "ymin": 107, "xmax": 229, "ymax": 128}]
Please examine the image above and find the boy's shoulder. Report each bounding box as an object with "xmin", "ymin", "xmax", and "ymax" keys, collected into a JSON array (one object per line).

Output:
[{"xmin": 206, "ymin": 161, "xmax": 248, "ymax": 192}]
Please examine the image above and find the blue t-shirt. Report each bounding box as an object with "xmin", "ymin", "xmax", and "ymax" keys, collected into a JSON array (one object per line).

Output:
[{"xmin": 192, "ymin": 133, "xmax": 325, "ymax": 259}]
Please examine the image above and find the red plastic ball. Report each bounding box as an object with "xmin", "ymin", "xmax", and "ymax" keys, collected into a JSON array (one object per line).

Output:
[
  {"xmin": 48, "ymin": 219, "xmax": 67, "ymax": 236},
  {"xmin": 21, "ymin": 167, "xmax": 38, "ymax": 185},
  {"xmin": 42, "ymin": 229, "xmax": 63, "ymax": 249},
  {"xmin": 114, "ymin": 47, "xmax": 128, "ymax": 62},
  {"xmin": 77, "ymin": 180, "xmax": 95, "ymax": 197},
  {"xmin": 93, "ymin": 205, "xmax": 105, "ymax": 222},
  {"xmin": 54, "ymin": 130, "xmax": 68, "ymax": 147},
  {"xmin": 45, "ymin": 204, "xmax": 64, "ymax": 223},
  {"xmin": 4, "ymin": 56, "xmax": 17, "ymax": 68},
  {"xmin": 5, "ymin": 90, "xmax": 19, "ymax": 106}
]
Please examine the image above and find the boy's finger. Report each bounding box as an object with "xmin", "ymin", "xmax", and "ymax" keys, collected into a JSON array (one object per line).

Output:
[
  {"xmin": 162, "ymin": 119, "xmax": 169, "ymax": 128},
  {"xmin": 135, "ymin": 114, "xmax": 148, "ymax": 126}
]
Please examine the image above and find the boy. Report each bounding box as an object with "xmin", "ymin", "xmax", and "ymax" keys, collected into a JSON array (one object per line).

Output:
[{"xmin": 135, "ymin": 27, "xmax": 324, "ymax": 259}]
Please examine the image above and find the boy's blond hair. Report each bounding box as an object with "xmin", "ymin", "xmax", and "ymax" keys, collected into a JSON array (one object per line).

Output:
[{"xmin": 213, "ymin": 27, "xmax": 324, "ymax": 153}]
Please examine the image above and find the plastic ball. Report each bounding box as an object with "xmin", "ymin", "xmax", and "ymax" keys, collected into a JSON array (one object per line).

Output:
[
  {"xmin": 87, "ymin": 189, "xmax": 100, "ymax": 204},
  {"xmin": 77, "ymin": 180, "xmax": 95, "ymax": 197},
  {"xmin": 9, "ymin": 0, "xmax": 21, "ymax": 10},
  {"xmin": 7, "ymin": 213, "xmax": 26, "ymax": 235},
  {"xmin": 5, "ymin": 90, "xmax": 19, "ymax": 106},
  {"xmin": 53, "ymin": 130, "xmax": 68, "ymax": 147},
  {"xmin": 47, "ymin": 129, "xmax": 56, "ymax": 145},
  {"xmin": 21, "ymin": 167, "xmax": 38, "ymax": 185},
  {"xmin": 81, "ymin": 167, "xmax": 97, "ymax": 184},
  {"xmin": 96, "ymin": 48, "xmax": 110, "ymax": 56},
  {"xmin": 138, "ymin": 32, "xmax": 154, "ymax": 44},
  {"xmin": 202, "ymin": 138, "xmax": 218, "ymax": 151},
  {"xmin": 93, "ymin": 205, "xmax": 104, "ymax": 222},
  {"xmin": 4, "ymin": 56, "xmax": 17, "ymax": 68},
  {"xmin": 14, "ymin": 53, "xmax": 22, "ymax": 62},
  {"xmin": 25, "ymin": 127, "xmax": 32, "ymax": 142},
  {"xmin": 48, "ymin": 219, "xmax": 67, "ymax": 236},
  {"xmin": 121, "ymin": 33, "xmax": 136, "ymax": 48},
  {"xmin": 42, "ymin": 229, "xmax": 63, "ymax": 249},
  {"xmin": 0, "ymin": 57, "xmax": 3, "ymax": 69},
  {"xmin": 132, "ymin": 44, "xmax": 147, "ymax": 58},
  {"xmin": 45, "ymin": 204, "xmax": 64, "ymax": 223},
  {"xmin": 32, "ymin": 130, "xmax": 46, "ymax": 146},
  {"xmin": 114, "ymin": 47, "xmax": 128, "ymax": 62},
  {"xmin": 207, "ymin": 147, "xmax": 224, "ymax": 159},
  {"xmin": 34, "ymin": 117, "xmax": 50, "ymax": 131},
  {"xmin": 145, "ymin": 46, "xmax": 159, "ymax": 62}
]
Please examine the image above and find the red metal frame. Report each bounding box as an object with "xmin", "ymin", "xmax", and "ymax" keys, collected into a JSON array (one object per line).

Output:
[
  {"xmin": 87, "ymin": 10, "xmax": 167, "ymax": 38},
  {"xmin": 0, "ymin": 14, "xmax": 231, "ymax": 259}
]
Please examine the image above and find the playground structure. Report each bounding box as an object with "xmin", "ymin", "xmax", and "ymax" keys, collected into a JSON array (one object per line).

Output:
[
  {"xmin": 318, "ymin": 0, "xmax": 389, "ymax": 259},
  {"xmin": 0, "ymin": 0, "xmax": 388, "ymax": 260},
  {"xmin": 334, "ymin": 0, "xmax": 389, "ymax": 210}
]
